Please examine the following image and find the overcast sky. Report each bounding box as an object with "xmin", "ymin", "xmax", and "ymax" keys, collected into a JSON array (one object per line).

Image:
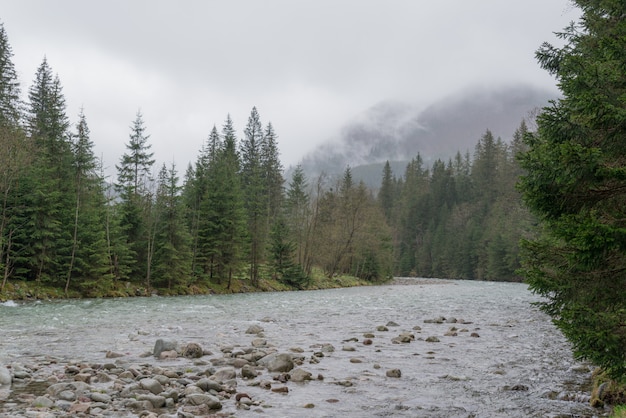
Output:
[{"xmin": 1, "ymin": 1, "xmax": 578, "ymax": 176}]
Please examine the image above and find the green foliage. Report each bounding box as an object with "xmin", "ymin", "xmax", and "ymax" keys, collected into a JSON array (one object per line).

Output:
[
  {"xmin": 518, "ymin": 1, "xmax": 626, "ymax": 380},
  {"xmin": 269, "ymin": 217, "xmax": 307, "ymax": 288},
  {"xmin": 151, "ymin": 163, "xmax": 192, "ymax": 289}
]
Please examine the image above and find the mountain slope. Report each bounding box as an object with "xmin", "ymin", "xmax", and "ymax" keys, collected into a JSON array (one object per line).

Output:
[{"xmin": 296, "ymin": 84, "xmax": 556, "ymax": 184}]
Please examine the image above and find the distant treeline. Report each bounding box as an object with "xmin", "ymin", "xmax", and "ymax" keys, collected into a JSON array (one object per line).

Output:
[
  {"xmin": 0, "ymin": 21, "xmax": 533, "ymax": 298},
  {"xmin": 380, "ymin": 122, "xmax": 533, "ymax": 281}
]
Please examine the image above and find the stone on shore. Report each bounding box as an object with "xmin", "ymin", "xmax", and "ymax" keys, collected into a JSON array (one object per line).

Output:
[
  {"xmin": 186, "ymin": 393, "xmax": 222, "ymax": 409},
  {"xmin": 153, "ymin": 339, "xmax": 178, "ymax": 357},
  {"xmin": 140, "ymin": 377, "xmax": 164, "ymax": 395}
]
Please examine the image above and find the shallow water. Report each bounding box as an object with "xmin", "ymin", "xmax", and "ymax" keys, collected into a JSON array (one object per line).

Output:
[{"xmin": 0, "ymin": 279, "xmax": 604, "ymax": 417}]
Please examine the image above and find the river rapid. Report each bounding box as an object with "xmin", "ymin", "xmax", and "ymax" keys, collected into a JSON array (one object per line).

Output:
[{"xmin": 0, "ymin": 278, "xmax": 604, "ymax": 417}]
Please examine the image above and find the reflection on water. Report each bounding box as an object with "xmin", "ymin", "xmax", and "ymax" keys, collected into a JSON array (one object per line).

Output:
[{"xmin": 0, "ymin": 279, "xmax": 603, "ymax": 417}]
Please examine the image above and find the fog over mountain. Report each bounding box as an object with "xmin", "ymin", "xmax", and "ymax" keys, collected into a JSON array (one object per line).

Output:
[{"xmin": 295, "ymin": 84, "xmax": 556, "ymax": 184}]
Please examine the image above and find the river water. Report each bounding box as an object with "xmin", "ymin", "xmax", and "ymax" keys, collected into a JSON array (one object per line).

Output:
[{"xmin": 0, "ymin": 279, "xmax": 604, "ymax": 417}]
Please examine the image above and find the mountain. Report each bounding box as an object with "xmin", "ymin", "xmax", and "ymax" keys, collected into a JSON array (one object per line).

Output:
[{"xmin": 294, "ymin": 84, "xmax": 556, "ymax": 186}]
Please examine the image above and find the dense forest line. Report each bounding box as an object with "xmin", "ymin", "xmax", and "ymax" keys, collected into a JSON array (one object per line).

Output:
[{"xmin": 0, "ymin": 21, "xmax": 534, "ymax": 299}]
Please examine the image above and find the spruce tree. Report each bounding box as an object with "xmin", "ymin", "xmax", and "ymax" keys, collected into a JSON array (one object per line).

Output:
[
  {"xmin": 152, "ymin": 163, "xmax": 192, "ymax": 290},
  {"xmin": 240, "ymin": 107, "xmax": 268, "ymax": 286},
  {"xmin": 65, "ymin": 110, "xmax": 111, "ymax": 295},
  {"xmin": 285, "ymin": 165, "xmax": 312, "ymax": 274},
  {"xmin": 378, "ymin": 161, "xmax": 395, "ymax": 223},
  {"xmin": 0, "ymin": 22, "xmax": 21, "ymax": 128},
  {"xmin": 518, "ymin": 1, "xmax": 626, "ymax": 379},
  {"xmin": 115, "ymin": 111, "xmax": 155, "ymax": 282},
  {"xmin": 12, "ymin": 58, "xmax": 73, "ymax": 284},
  {"xmin": 262, "ymin": 122, "xmax": 284, "ymax": 221}
]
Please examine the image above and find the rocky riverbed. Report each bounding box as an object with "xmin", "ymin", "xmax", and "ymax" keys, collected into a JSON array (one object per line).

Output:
[
  {"xmin": 0, "ymin": 280, "xmax": 606, "ymax": 417},
  {"xmin": 0, "ymin": 316, "xmax": 599, "ymax": 417}
]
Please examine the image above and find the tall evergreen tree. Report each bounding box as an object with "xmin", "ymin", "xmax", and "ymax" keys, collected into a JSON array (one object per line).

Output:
[
  {"xmin": 0, "ymin": 22, "xmax": 21, "ymax": 128},
  {"xmin": 10, "ymin": 58, "xmax": 73, "ymax": 284},
  {"xmin": 240, "ymin": 107, "xmax": 268, "ymax": 286},
  {"xmin": 115, "ymin": 111, "xmax": 155, "ymax": 282},
  {"xmin": 262, "ymin": 122, "xmax": 284, "ymax": 221},
  {"xmin": 285, "ymin": 165, "xmax": 312, "ymax": 274},
  {"xmin": 65, "ymin": 110, "xmax": 111, "ymax": 295},
  {"xmin": 518, "ymin": 1, "xmax": 626, "ymax": 379},
  {"xmin": 378, "ymin": 161, "xmax": 395, "ymax": 223},
  {"xmin": 152, "ymin": 163, "xmax": 192, "ymax": 290}
]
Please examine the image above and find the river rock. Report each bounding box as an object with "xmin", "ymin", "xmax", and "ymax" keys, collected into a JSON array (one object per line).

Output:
[
  {"xmin": 90, "ymin": 392, "xmax": 112, "ymax": 403},
  {"xmin": 258, "ymin": 353, "xmax": 294, "ymax": 372},
  {"xmin": 425, "ymin": 336, "xmax": 440, "ymax": 343},
  {"xmin": 320, "ymin": 343, "xmax": 335, "ymax": 352},
  {"xmin": 57, "ymin": 389, "xmax": 76, "ymax": 401},
  {"xmin": 386, "ymin": 369, "xmax": 402, "ymax": 378},
  {"xmin": 0, "ymin": 364, "xmax": 11, "ymax": 385},
  {"xmin": 138, "ymin": 393, "xmax": 166, "ymax": 408},
  {"xmin": 186, "ymin": 393, "xmax": 222, "ymax": 409},
  {"xmin": 246, "ymin": 324, "xmax": 264, "ymax": 334},
  {"xmin": 182, "ymin": 342, "xmax": 203, "ymax": 358},
  {"xmin": 153, "ymin": 339, "xmax": 178, "ymax": 357},
  {"xmin": 241, "ymin": 364, "xmax": 258, "ymax": 379},
  {"xmin": 424, "ymin": 316, "xmax": 446, "ymax": 324},
  {"xmin": 159, "ymin": 350, "xmax": 178, "ymax": 359},
  {"xmin": 33, "ymin": 395, "xmax": 54, "ymax": 408},
  {"xmin": 212, "ymin": 366, "xmax": 236, "ymax": 382},
  {"xmin": 105, "ymin": 350, "xmax": 124, "ymax": 358},
  {"xmin": 251, "ymin": 338, "xmax": 267, "ymax": 347},
  {"xmin": 290, "ymin": 368, "xmax": 313, "ymax": 382},
  {"xmin": 140, "ymin": 377, "xmax": 164, "ymax": 395},
  {"xmin": 386, "ymin": 321, "xmax": 400, "ymax": 327}
]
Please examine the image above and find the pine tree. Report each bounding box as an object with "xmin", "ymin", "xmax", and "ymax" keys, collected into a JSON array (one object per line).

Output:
[
  {"xmin": 378, "ymin": 161, "xmax": 395, "ymax": 223},
  {"xmin": 285, "ymin": 165, "xmax": 312, "ymax": 274},
  {"xmin": 152, "ymin": 163, "xmax": 192, "ymax": 290},
  {"xmin": 11, "ymin": 58, "xmax": 73, "ymax": 284},
  {"xmin": 0, "ymin": 22, "xmax": 21, "ymax": 128},
  {"xmin": 262, "ymin": 122, "xmax": 284, "ymax": 221},
  {"xmin": 115, "ymin": 111, "xmax": 155, "ymax": 282},
  {"xmin": 65, "ymin": 110, "xmax": 111, "ymax": 295},
  {"xmin": 518, "ymin": 1, "xmax": 626, "ymax": 379},
  {"xmin": 240, "ymin": 107, "xmax": 268, "ymax": 286},
  {"xmin": 213, "ymin": 115, "xmax": 247, "ymax": 288}
]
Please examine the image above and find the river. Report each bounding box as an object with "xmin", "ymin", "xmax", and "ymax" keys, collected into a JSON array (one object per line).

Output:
[{"xmin": 0, "ymin": 278, "xmax": 604, "ymax": 417}]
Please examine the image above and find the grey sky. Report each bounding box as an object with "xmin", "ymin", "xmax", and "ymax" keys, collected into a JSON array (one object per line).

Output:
[{"xmin": 1, "ymin": 1, "xmax": 578, "ymax": 175}]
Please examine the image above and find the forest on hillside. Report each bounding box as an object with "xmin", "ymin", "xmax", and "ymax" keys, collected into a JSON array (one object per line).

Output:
[{"xmin": 0, "ymin": 21, "xmax": 535, "ymax": 298}]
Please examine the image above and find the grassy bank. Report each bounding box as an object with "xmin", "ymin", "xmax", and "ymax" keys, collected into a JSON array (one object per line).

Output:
[
  {"xmin": 0, "ymin": 269, "xmax": 384, "ymax": 302},
  {"xmin": 590, "ymin": 369, "xmax": 626, "ymax": 415}
]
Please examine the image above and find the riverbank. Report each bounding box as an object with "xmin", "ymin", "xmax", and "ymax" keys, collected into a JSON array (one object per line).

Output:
[{"xmin": 0, "ymin": 271, "xmax": 385, "ymax": 302}]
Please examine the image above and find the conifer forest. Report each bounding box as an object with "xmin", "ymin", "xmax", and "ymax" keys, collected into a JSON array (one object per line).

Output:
[{"xmin": 0, "ymin": 21, "xmax": 534, "ymax": 299}]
